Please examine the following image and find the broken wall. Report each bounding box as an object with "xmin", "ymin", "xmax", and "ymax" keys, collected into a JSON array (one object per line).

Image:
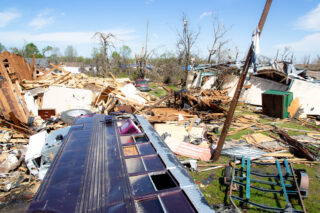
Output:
[
  {"xmin": 41, "ymin": 86, "xmax": 93, "ymax": 114},
  {"xmin": 289, "ymin": 79, "xmax": 320, "ymax": 115},
  {"xmin": 0, "ymin": 51, "xmax": 33, "ymax": 81},
  {"xmin": 221, "ymin": 74, "xmax": 239, "ymax": 98},
  {"xmin": 0, "ymin": 52, "xmax": 32, "ymax": 123},
  {"xmin": 242, "ymin": 76, "xmax": 288, "ymax": 105}
]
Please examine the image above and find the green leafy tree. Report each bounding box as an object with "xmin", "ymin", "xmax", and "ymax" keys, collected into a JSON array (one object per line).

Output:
[
  {"xmin": 42, "ymin": 46, "xmax": 53, "ymax": 57},
  {"xmin": 112, "ymin": 51, "xmax": 120, "ymax": 60},
  {"xmin": 111, "ymin": 51, "xmax": 121, "ymax": 72},
  {"xmin": 77, "ymin": 56, "xmax": 85, "ymax": 62},
  {"xmin": 24, "ymin": 43, "xmax": 40, "ymax": 58},
  {"xmin": 119, "ymin": 45, "xmax": 132, "ymax": 59}
]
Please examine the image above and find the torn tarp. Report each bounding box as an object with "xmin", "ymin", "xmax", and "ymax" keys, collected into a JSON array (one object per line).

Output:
[{"xmin": 251, "ymin": 27, "xmax": 260, "ymax": 74}]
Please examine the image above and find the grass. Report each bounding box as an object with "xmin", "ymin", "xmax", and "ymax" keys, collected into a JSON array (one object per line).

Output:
[
  {"xmin": 167, "ymin": 85, "xmax": 179, "ymax": 90},
  {"xmin": 115, "ymin": 72, "xmax": 130, "ymax": 78},
  {"xmin": 226, "ymin": 129, "xmax": 255, "ymax": 140},
  {"xmin": 276, "ymin": 122, "xmax": 315, "ymax": 132},
  {"xmin": 190, "ymin": 156, "xmax": 230, "ymax": 205},
  {"xmin": 148, "ymin": 83, "xmax": 179, "ymax": 97},
  {"xmin": 189, "ymin": 105, "xmax": 320, "ymax": 212}
]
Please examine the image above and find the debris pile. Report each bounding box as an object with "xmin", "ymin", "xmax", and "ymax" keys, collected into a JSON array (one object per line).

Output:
[
  {"xmin": 0, "ymin": 126, "xmax": 38, "ymax": 204},
  {"xmin": 0, "ymin": 48, "xmax": 319, "ymax": 211}
]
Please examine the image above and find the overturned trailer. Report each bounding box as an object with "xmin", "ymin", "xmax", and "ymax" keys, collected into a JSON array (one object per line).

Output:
[{"xmin": 28, "ymin": 114, "xmax": 213, "ymax": 212}]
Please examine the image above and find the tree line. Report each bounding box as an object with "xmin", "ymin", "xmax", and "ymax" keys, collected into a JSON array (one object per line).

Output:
[{"xmin": 0, "ymin": 14, "xmax": 319, "ymax": 84}]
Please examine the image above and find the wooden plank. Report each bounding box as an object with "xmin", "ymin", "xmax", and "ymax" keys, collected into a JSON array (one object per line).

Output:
[
  {"xmin": 287, "ymin": 97, "xmax": 300, "ymax": 117},
  {"xmin": 49, "ymin": 63, "xmax": 70, "ymax": 74},
  {"xmin": 187, "ymin": 118, "xmax": 195, "ymax": 133},
  {"xmin": 0, "ymin": 118, "xmax": 36, "ymax": 134},
  {"xmin": 262, "ymin": 152, "xmax": 293, "ymax": 158}
]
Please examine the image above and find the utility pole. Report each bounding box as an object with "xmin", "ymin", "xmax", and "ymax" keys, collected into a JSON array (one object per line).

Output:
[
  {"xmin": 213, "ymin": 0, "xmax": 273, "ymax": 161},
  {"xmin": 143, "ymin": 20, "xmax": 149, "ymax": 75},
  {"xmin": 184, "ymin": 18, "xmax": 189, "ymax": 86}
]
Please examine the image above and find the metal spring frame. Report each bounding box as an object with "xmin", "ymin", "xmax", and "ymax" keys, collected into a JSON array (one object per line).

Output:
[{"xmin": 229, "ymin": 156, "xmax": 306, "ymax": 212}]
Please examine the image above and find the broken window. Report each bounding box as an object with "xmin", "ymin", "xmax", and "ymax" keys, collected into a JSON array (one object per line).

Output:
[{"xmin": 150, "ymin": 172, "xmax": 177, "ymax": 190}]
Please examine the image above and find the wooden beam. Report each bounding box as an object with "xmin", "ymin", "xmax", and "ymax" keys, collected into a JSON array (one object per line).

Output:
[{"xmin": 214, "ymin": 0, "xmax": 273, "ymax": 161}]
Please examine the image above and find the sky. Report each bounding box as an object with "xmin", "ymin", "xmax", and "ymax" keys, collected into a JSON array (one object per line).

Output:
[{"xmin": 0, "ymin": 0, "xmax": 319, "ymax": 62}]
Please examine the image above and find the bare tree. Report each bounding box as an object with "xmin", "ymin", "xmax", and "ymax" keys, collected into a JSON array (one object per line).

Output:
[
  {"xmin": 207, "ymin": 16, "xmax": 229, "ymax": 64},
  {"xmin": 136, "ymin": 21, "xmax": 156, "ymax": 79},
  {"xmin": 234, "ymin": 45, "xmax": 239, "ymax": 61},
  {"xmin": 64, "ymin": 45, "xmax": 77, "ymax": 61},
  {"xmin": 258, "ymin": 55, "xmax": 272, "ymax": 64},
  {"xmin": 136, "ymin": 21, "xmax": 149, "ymax": 79},
  {"xmin": 277, "ymin": 46, "xmax": 294, "ymax": 62},
  {"xmin": 315, "ymin": 55, "xmax": 320, "ymax": 64},
  {"xmin": 176, "ymin": 14, "xmax": 199, "ymax": 86},
  {"xmin": 302, "ymin": 54, "xmax": 310, "ymax": 65},
  {"xmin": 92, "ymin": 32, "xmax": 116, "ymax": 75}
]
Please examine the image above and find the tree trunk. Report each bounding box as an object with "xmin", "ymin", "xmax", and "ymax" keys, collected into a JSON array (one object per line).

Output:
[
  {"xmin": 207, "ymin": 53, "xmax": 212, "ymax": 64},
  {"xmin": 184, "ymin": 53, "xmax": 189, "ymax": 87}
]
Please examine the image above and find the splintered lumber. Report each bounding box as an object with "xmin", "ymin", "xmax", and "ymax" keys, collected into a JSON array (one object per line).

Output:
[
  {"xmin": 262, "ymin": 152, "xmax": 293, "ymax": 158},
  {"xmin": 256, "ymin": 159, "xmax": 320, "ymax": 164},
  {"xmin": 267, "ymin": 133, "xmax": 289, "ymax": 145},
  {"xmin": 243, "ymin": 133, "xmax": 274, "ymax": 144},
  {"xmin": 307, "ymin": 133, "xmax": 320, "ymax": 140},
  {"xmin": 141, "ymin": 93, "xmax": 174, "ymax": 112},
  {"xmin": 0, "ymin": 118, "xmax": 36, "ymax": 135},
  {"xmin": 187, "ymin": 118, "xmax": 195, "ymax": 133},
  {"xmin": 0, "ymin": 62, "xmax": 30, "ymax": 123},
  {"xmin": 109, "ymin": 72, "xmax": 119, "ymax": 85},
  {"xmin": 247, "ymin": 134, "xmax": 273, "ymax": 152},
  {"xmin": 277, "ymin": 130, "xmax": 317, "ymax": 161},
  {"xmin": 148, "ymin": 108, "xmax": 198, "ymax": 123}
]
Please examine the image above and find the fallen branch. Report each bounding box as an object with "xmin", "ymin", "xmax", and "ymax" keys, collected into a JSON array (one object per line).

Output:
[{"xmin": 276, "ymin": 129, "xmax": 317, "ymax": 161}]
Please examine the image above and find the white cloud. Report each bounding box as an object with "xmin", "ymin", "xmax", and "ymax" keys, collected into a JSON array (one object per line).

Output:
[
  {"xmin": 0, "ymin": 29, "xmax": 136, "ymax": 44},
  {"xmin": 29, "ymin": 9, "xmax": 55, "ymax": 29},
  {"xmin": 200, "ymin": 11, "xmax": 213, "ymax": 19},
  {"xmin": 276, "ymin": 32, "xmax": 320, "ymax": 53},
  {"xmin": 145, "ymin": 0, "xmax": 154, "ymax": 5},
  {"xmin": 276, "ymin": 4, "xmax": 320, "ymax": 59},
  {"xmin": 296, "ymin": 3, "xmax": 320, "ymax": 31},
  {"xmin": 0, "ymin": 10, "xmax": 20, "ymax": 28}
]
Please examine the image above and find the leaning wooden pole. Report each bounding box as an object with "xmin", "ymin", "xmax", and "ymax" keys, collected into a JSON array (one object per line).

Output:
[{"xmin": 213, "ymin": 0, "xmax": 273, "ymax": 161}]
